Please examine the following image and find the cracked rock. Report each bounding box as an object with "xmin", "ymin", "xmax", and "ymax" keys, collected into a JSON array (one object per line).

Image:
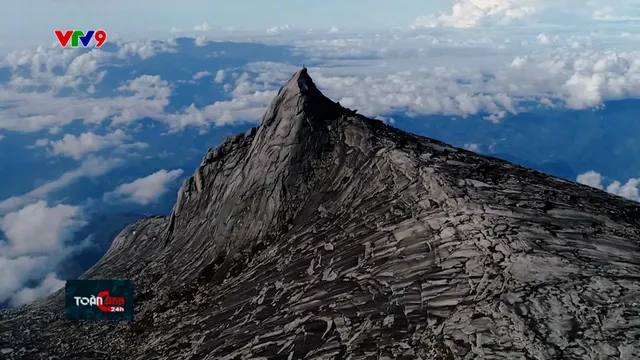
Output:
[{"xmin": 2, "ymin": 68, "xmax": 640, "ymax": 360}]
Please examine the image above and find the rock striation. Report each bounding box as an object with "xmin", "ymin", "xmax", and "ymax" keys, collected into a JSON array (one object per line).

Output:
[{"xmin": 2, "ymin": 68, "xmax": 640, "ymax": 360}]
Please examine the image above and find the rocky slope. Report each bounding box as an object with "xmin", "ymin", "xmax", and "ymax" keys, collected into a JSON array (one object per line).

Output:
[{"xmin": 2, "ymin": 68, "xmax": 640, "ymax": 360}]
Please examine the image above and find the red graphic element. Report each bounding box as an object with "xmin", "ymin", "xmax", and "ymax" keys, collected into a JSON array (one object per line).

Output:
[
  {"xmin": 94, "ymin": 29, "xmax": 107, "ymax": 47},
  {"xmin": 96, "ymin": 290, "xmax": 125, "ymax": 312},
  {"xmin": 96, "ymin": 290, "xmax": 111, "ymax": 312},
  {"xmin": 54, "ymin": 30, "xmax": 73, "ymax": 47}
]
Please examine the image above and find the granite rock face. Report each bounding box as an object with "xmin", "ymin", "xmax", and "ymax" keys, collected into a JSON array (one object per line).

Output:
[{"xmin": 2, "ymin": 68, "xmax": 640, "ymax": 360}]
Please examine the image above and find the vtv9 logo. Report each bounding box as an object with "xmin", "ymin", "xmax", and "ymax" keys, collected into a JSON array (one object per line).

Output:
[{"xmin": 54, "ymin": 29, "xmax": 107, "ymax": 48}]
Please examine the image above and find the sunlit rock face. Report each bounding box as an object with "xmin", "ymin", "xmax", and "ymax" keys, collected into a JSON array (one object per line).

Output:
[{"xmin": 2, "ymin": 68, "xmax": 640, "ymax": 360}]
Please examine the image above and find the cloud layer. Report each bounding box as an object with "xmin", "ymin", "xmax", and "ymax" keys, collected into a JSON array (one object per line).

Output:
[
  {"xmin": 0, "ymin": 201, "xmax": 84, "ymax": 306},
  {"xmin": 0, "ymin": 156, "xmax": 123, "ymax": 214},
  {"xmin": 104, "ymin": 169, "xmax": 184, "ymax": 205},
  {"xmin": 2, "ymin": 28, "xmax": 640, "ymax": 135},
  {"xmin": 412, "ymin": 0, "xmax": 538, "ymax": 28},
  {"xmin": 410, "ymin": 0, "xmax": 640, "ymax": 29},
  {"xmin": 577, "ymin": 170, "xmax": 640, "ymax": 202},
  {"xmin": 34, "ymin": 129, "xmax": 148, "ymax": 159}
]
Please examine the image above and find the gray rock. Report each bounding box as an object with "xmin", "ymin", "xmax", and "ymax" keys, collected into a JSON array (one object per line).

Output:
[{"xmin": 2, "ymin": 68, "xmax": 640, "ymax": 360}]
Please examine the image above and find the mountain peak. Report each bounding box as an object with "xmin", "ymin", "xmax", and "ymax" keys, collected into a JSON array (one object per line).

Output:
[
  {"xmin": 280, "ymin": 66, "xmax": 315, "ymax": 98},
  {"xmin": 260, "ymin": 67, "xmax": 343, "ymax": 128},
  {"xmin": 285, "ymin": 66, "xmax": 313, "ymax": 92}
]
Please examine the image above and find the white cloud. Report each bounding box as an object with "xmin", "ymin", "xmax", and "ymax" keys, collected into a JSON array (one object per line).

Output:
[
  {"xmin": 163, "ymin": 69, "xmax": 281, "ymax": 129},
  {"xmin": 193, "ymin": 71, "xmax": 212, "ymax": 80},
  {"xmin": 194, "ymin": 22, "xmax": 211, "ymax": 31},
  {"xmin": 577, "ymin": 170, "xmax": 640, "ymax": 202},
  {"xmin": 606, "ymin": 178, "xmax": 640, "ymax": 201},
  {"xmin": 266, "ymin": 25, "xmax": 290, "ymax": 35},
  {"xmin": 558, "ymin": 51, "xmax": 640, "ymax": 109},
  {"xmin": 8, "ymin": 272, "xmax": 65, "ymax": 307},
  {"xmin": 115, "ymin": 40, "xmax": 177, "ymax": 60},
  {"xmin": 113, "ymin": 75, "xmax": 173, "ymax": 124},
  {"xmin": 224, "ymin": 38, "xmax": 640, "ymax": 121},
  {"xmin": 577, "ymin": 170, "xmax": 603, "ymax": 189},
  {"xmin": 0, "ymin": 201, "xmax": 83, "ymax": 257},
  {"xmin": 1, "ymin": 40, "xmax": 168, "ymax": 94},
  {"xmin": 3, "ymin": 47, "xmax": 107, "ymax": 91},
  {"xmin": 3, "ymin": 30, "xmax": 640, "ymax": 139},
  {"xmin": 225, "ymin": 61, "xmax": 519, "ymax": 121},
  {"xmin": 0, "ymin": 73, "xmax": 173, "ymax": 132},
  {"xmin": 412, "ymin": 0, "xmax": 538, "ymax": 29},
  {"xmin": 409, "ymin": 0, "xmax": 639, "ymax": 29},
  {"xmin": 33, "ymin": 138, "xmax": 49, "ymax": 147},
  {"xmin": 0, "ymin": 134, "xmax": 4, "ymax": 141},
  {"xmin": 0, "ymin": 39, "xmax": 179, "ymax": 133},
  {"xmin": 0, "ymin": 256, "xmax": 49, "ymax": 305},
  {"xmin": 592, "ymin": 6, "xmax": 640, "ymax": 22},
  {"xmin": 36, "ymin": 129, "xmax": 148, "ymax": 160},
  {"xmin": 4, "ymin": 46, "xmax": 81, "ymax": 72},
  {"xmin": 104, "ymin": 169, "xmax": 184, "ymax": 205},
  {"xmin": 484, "ymin": 111, "xmax": 507, "ymax": 123},
  {"xmin": 0, "ymin": 156, "xmax": 123, "ymax": 214},
  {"xmin": 0, "ymin": 56, "xmax": 253, "ymax": 133},
  {"xmin": 194, "ymin": 35, "xmax": 208, "ymax": 47},
  {"xmin": 464, "ymin": 143, "xmax": 480, "ymax": 152},
  {"xmin": 536, "ymin": 33, "xmax": 552, "ymax": 44},
  {"xmin": 0, "ymin": 201, "xmax": 84, "ymax": 305},
  {"xmin": 214, "ymin": 69, "xmax": 225, "ymax": 83},
  {"xmin": 65, "ymin": 50, "xmax": 106, "ymax": 77}
]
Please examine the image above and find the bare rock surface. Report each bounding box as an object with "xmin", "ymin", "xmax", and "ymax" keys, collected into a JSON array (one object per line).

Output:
[{"xmin": 2, "ymin": 68, "xmax": 640, "ymax": 360}]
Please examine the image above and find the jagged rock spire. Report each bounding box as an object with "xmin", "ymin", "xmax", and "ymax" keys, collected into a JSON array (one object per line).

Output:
[{"xmin": 260, "ymin": 67, "xmax": 342, "ymax": 129}]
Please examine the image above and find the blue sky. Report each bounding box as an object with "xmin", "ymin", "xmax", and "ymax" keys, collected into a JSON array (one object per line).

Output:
[
  {"xmin": 3, "ymin": 0, "xmax": 640, "ymax": 50},
  {"xmin": 1, "ymin": 0, "xmax": 640, "ymax": 307},
  {"xmin": 6, "ymin": 0, "xmax": 436, "ymax": 48}
]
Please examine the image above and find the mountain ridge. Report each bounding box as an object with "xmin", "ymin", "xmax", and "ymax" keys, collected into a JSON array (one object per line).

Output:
[{"xmin": 2, "ymin": 68, "xmax": 640, "ymax": 360}]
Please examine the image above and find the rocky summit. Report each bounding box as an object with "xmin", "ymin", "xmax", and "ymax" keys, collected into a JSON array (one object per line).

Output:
[{"xmin": 2, "ymin": 68, "xmax": 640, "ymax": 360}]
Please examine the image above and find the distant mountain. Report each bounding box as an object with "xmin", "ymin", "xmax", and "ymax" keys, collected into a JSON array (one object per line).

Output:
[{"xmin": 3, "ymin": 69, "xmax": 640, "ymax": 359}]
